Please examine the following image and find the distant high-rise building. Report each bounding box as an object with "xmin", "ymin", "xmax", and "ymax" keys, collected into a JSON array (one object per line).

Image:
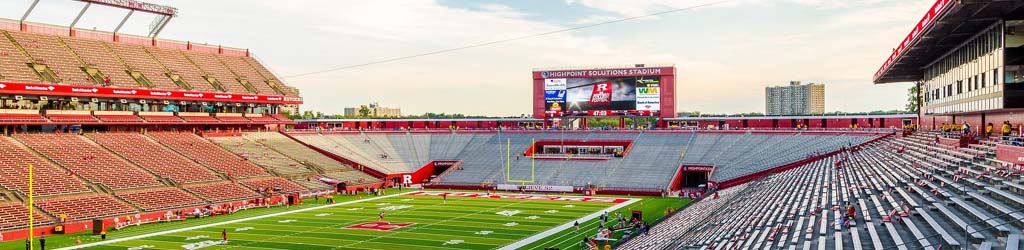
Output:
[
  {"xmin": 765, "ymin": 81, "xmax": 825, "ymax": 115},
  {"xmin": 344, "ymin": 103, "xmax": 402, "ymax": 117}
]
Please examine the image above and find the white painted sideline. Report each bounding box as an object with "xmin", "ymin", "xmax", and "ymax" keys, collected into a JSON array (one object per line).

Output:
[
  {"xmin": 499, "ymin": 198, "xmax": 641, "ymax": 250},
  {"xmin": 56, "ymin": 192, "xmax": 411, "ymax": 250}
]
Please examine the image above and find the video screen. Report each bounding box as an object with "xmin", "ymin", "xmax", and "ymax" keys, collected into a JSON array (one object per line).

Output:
[{"xmin": 544, "ymin": 76, "xmax": 661, "ymax": 116}]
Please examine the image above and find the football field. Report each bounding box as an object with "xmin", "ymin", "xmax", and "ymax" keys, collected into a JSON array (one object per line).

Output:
[{"xmin": 58, "ymin": 191, "xmax": 636, "ymax": 250}]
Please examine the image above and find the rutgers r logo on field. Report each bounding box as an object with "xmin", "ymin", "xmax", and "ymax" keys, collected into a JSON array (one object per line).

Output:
[{"xmin": 344, "ymin": 222, "xmax": 415, "ymax": 231}]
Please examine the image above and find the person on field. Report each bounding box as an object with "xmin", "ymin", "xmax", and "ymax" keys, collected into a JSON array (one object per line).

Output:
[
  {"xmin": 222, "ymin": 229, "xmax": 228, "ymax": 243},
  {"xmin": 379, "ymin": 211, "xmax": 385, "ymax": 222},
  {"xmin": 574, "ymin": 220, "xmax": 580, "ymax": 233}
]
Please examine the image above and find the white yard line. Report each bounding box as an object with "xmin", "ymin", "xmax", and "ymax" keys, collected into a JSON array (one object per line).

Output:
[
  {"xmin": 499, "ymin": 198, "xmax": 641, "ymax": 250},
  {"xmin": 56, "ymin": 192, "xmax": 410, "ymax": 250}
]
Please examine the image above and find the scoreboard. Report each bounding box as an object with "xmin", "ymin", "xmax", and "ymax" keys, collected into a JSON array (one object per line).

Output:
[{"xmin": 532, "ymin": 65, "xmax": 675, "ymax": 119}]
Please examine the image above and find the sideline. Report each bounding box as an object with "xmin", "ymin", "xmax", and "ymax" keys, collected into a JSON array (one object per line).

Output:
[
  {"xmin": 499, "ymin": 197, "xmax": 641, "ymax": 250},
  {"xmin": 56, "ymin": 191, "xmax": 411, "ymax": 250}
]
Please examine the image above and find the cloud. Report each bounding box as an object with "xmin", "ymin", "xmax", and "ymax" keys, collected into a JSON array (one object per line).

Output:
[
  {"xmin": 478, "ymin": 4, "xmax": 530, "ymax": 19},
  {"xmin": 154, "ymin": 0, "xmax": 682, "ymax": 116},
  {"xmin": 0, "ymin": 0, "xmax": 929, "ymax": 115},
  {"xmin": 572, "ymin": 15, "xmax": 621, "ymax": 25}
]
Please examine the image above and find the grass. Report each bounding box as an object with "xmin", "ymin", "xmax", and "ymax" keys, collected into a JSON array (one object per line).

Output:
[
  {"xmin": 3, "ymin": 189, "xmax": 689, "ymax": 250},
  {"xmin": 519, "ymin": 196, "xmax": 690, "ymax": 250}
]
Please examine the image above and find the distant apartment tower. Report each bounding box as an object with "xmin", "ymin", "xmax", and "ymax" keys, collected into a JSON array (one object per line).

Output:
[
  {"xmin": 344, "ymin": 103, "xmax": 402, "ymax": 117},
  {"xmin": 765, "ymin": 81, "xmax": 825, "ymax": 115}
]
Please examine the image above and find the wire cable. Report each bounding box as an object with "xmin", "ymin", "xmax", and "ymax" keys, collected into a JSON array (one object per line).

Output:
[{"xmin": 281, "ymin": 0, "xmax": 732, "ymax": 79}]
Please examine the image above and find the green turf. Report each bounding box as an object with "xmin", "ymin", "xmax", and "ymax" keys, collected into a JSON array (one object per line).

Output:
[
  {"xmin": 4, "ymin": 190, "xmax": 689, "ymax": 250},
  {"xmin": 519, "ymin": 196, "xmax": 691, "ymax": 250}
]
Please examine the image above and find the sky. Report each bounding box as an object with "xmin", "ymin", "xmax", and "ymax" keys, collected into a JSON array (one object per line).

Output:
[{"xmin": 0, "ymin": 0, "xmax": 930, "ymax": 116}]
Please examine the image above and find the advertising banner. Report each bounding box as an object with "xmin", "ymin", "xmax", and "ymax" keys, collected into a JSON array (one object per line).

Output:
[
  {"xmin": 544, "ymin": 78, "xmax": 567, "ymax": 90},
  {"xmin": 495, "ymin": 184, "xmax": 574, "ymax": 192},
  {"xmin": 543, "ymin": 76, "xmax": 660, "ymax": 116},
  {"xmin": 0, "ymin": 81, "xmax": 300, "ymax": 104},
  {"xmin": 635, "ymin": 78, "xmax": 661, "ymax": 111}
]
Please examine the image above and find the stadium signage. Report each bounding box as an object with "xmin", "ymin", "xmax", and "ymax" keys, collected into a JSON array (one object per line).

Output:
[
  {"xmin": 495, "ymin": 184, "xmax": 574, "ymax": 192},
  {"xmin": 544, "ymin": 78, "xmax": 567, "ymax": 90},
  {"xmin": 0, "ymin": 81, "xmax": 300, "ymax": 104},
  {"xmin": 539, "ymin": 67, "xmax": 670, "ymax": 79},
  {"xmin": 112, "ymin": 89, "xmax": 137, "ymax": 95},
  {"xmin": 875, "ymin": 0, "xmax": 952, "ymax": 80},
  {"xmin": 77, "ymin": 0, "xmax": 178, "ymax": 16},
  {"xmin": 70, "ymin": 87, "xmax": 99, "ymax": 93},
  {"xmin": 684, "ymin": 165, "xmax": 714, "ymax": 172}
]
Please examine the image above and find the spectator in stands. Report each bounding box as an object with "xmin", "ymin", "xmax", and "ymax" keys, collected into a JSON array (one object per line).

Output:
[
  {"xmin": 1003, "ymin": 121, "xmax": 1013, "ymax": 140},
  {"xmin": 962, "ymin": 122, "xmax": 971, "ymax": 135},
  {"xmin": 103, "ymin": 76, "xmax": 111, "ymax": 87},
  {"xmin": 846, "ymin": 204, "xmax": 856, "ymax": 223}
]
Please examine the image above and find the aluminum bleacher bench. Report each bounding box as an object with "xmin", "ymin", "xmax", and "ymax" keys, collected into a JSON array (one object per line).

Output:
[
  {"xmin": 914, "ymin": 207, "xmax": 960, "ymax": 248},
  {"xmin": 1007, "ymin": 234, "xmax": 1021, "ymax": 250},
  {"xmin": 979, "ymin": 241, "xmax": 994, "ymax": 250},
  {"xmin": 984, "ymin": 187, "xmax": 1024, "ymax": 207},
  {"xmin": 966, "ymin": 193, "xmax": 1024, "ymax": 226},
  {"xmin": 949, "ymin": 197, "xmax": 1011, "ymax": 235},
  {"xmin": 932, "ymin": 202, "xmax": 984, "ymax": 241}
]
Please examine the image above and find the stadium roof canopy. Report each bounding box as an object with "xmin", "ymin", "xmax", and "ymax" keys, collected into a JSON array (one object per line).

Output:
[{"xmin": 873, "ymin": 0, "xmax": 1024, "ymax": 84}]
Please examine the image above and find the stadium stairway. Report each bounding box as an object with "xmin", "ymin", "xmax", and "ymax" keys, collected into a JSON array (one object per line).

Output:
[{"xmin": 619, "ymin": 134, "xmax": 1024, "ymax": 250}]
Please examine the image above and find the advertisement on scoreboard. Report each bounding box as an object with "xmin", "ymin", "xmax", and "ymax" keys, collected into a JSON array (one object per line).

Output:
[{"xmin": 544, "ymin": 76, "xmax": 660, "ymax": 116}]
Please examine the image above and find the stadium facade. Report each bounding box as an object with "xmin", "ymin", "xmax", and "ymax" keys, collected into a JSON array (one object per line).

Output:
[{"xmin": 873, "ymin": 0, "xmax": 1024, "ymax": 131}]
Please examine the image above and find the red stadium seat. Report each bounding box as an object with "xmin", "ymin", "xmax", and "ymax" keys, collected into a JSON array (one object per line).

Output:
[
  {"xmin": 35, "ymin": 194, "xmax": 136, "ymax": 222},
  {"xmin": 87, "ymin": 133, "xmax": 222, "ymax": 184},
  {"xmin": 15, "ymin": 134, "xmax": 163, "ymax": 190},
  {"xmin": 115, "ymin": 187, "xmax": 205, "ymax": 211},
  {"xmin": 183, "ymin": 181, "xmax": 260, "ymax": 202},
  {"xmin": 147, "ymin": 132, "xmax": 269, "ymax": 178},
  {"xmin": 0, "ymin": 137, "xmax": 90, "ymax": 197},
  {"xmin": 0, "ymin": 202, "xmax": 52, "ymax": 230}
]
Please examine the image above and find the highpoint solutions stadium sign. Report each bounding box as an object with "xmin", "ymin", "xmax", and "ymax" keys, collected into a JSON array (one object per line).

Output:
[{"xmin": 541, "ymin": 68, "xmax": 666, "ymax": 78}]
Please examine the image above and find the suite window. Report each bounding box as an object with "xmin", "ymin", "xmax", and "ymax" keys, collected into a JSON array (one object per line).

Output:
[
  {"xmin": 981, "ymin": 73, "xmax": 986, "ymax": 88},
  {"xmin": 994, "ymin": 69, "xmax": 999, "ymax": 85}
]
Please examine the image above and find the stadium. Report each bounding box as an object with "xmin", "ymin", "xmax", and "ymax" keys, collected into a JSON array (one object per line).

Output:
[{"xmin": 0, "ymin": 0, "xmax": 1021, "ymax": 250}]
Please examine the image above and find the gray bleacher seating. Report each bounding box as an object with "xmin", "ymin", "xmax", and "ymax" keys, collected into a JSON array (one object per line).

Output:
[{"xmin": 619, "ymin": 134, "xmax": 1024, "ymax": 250}]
